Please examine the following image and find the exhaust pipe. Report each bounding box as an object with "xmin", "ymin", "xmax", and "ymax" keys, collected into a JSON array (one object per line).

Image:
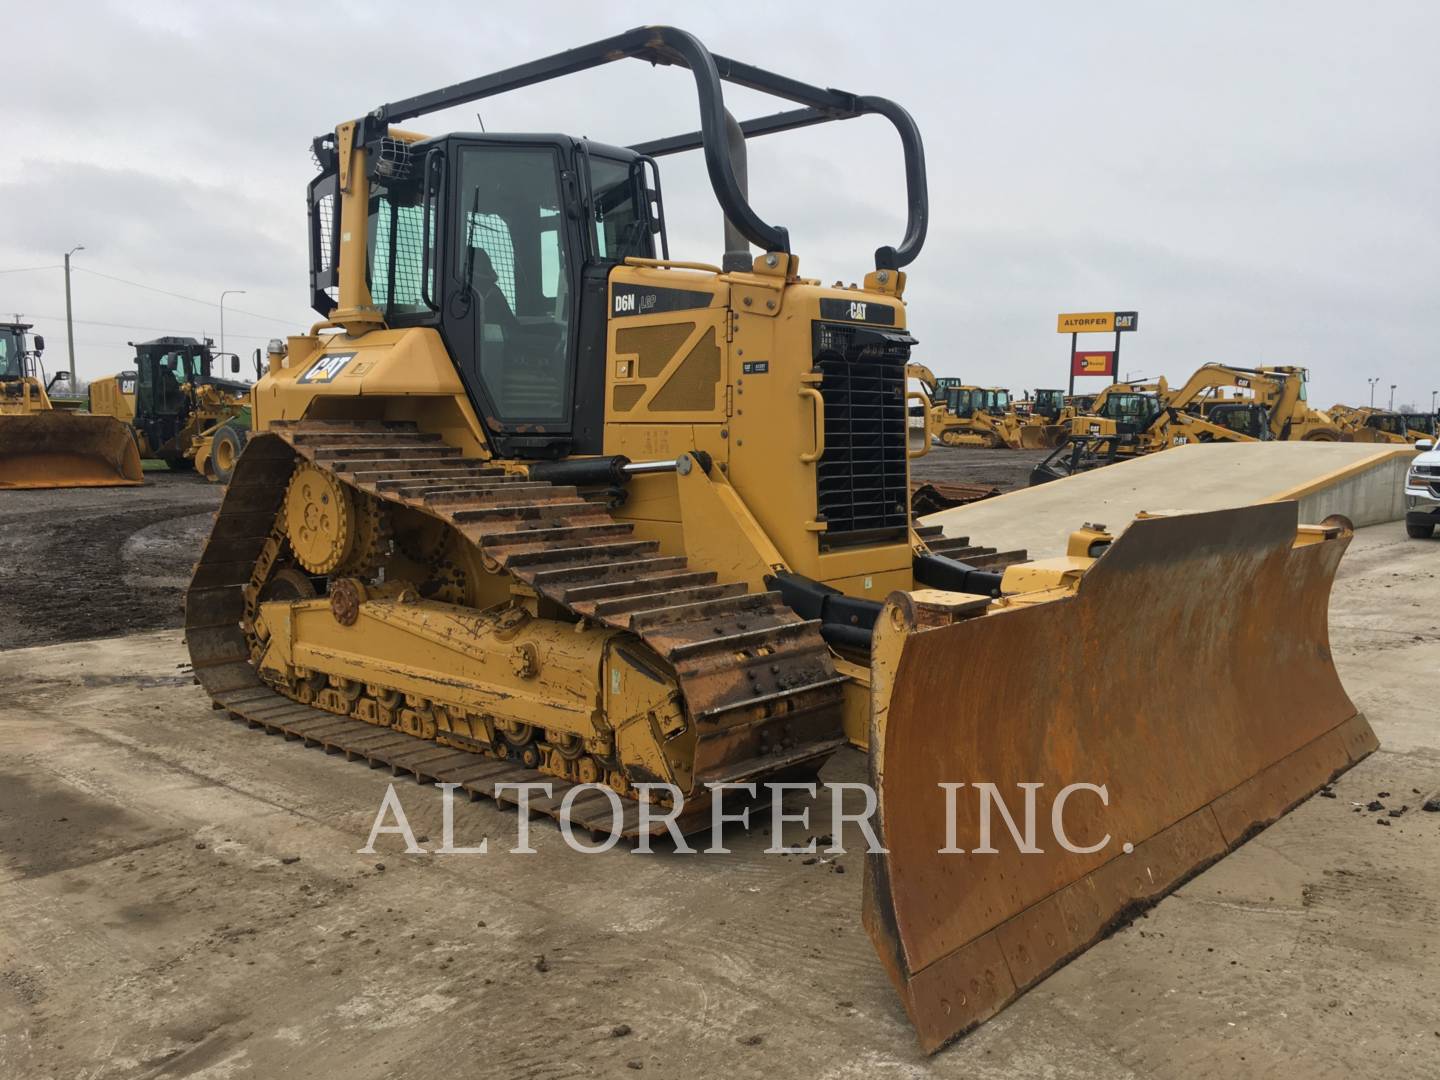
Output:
[{"xmin": 721, "ymin": 110, "xmax": 752, "ymax": 272}]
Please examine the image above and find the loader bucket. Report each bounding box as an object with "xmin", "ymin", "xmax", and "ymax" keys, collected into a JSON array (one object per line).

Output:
[
  {"xmin": 863, "ymin": 503, "xmax": 1375, "ymax": 1053},
  {"xmin": 0, "ymin": 413, "xmax": 144, "ymax": 489},
  {"xmin": 1019, "ymin": 423, "xmax": 1066, "ymax": 449}
]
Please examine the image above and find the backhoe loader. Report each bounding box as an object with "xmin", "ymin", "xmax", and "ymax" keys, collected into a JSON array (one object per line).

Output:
[
  {"xmin": 1032, "ymin": 363, "xmax": 1337, "ymax": 483},
  {"xmin": 90, "ymin": 336, "xmax": 253, "ymax": 481},
  {"xmin": 0, "ymin": 320, "xmax": 143, "ymax": 489},
  {"xmin": 184, "ymin": 28, "xmax": 1372, "ymax": 1053}
]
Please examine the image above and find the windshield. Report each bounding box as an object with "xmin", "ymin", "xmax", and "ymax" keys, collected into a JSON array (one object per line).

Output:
[
  {"xmin": 588, "ymin": 157, "xmax": 653, "ymax": 262},
  {"xmin": 0, "ymin": 329, "xmax": 20, "ymax": 379},
  {"xmin": 368, "ymin": 174, "xmax": 436, "ymax": 318},
  {"xmin": 454, "ymin": 145, "xmax": 573, "ymax": 423}
]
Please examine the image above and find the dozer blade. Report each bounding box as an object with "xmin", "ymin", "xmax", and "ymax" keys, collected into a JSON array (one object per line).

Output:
[
  {"xmin": 0, "ymin": 413, "xmax": 144, "ymax": 489},
  {"xmin": 863, "ymin": 503, "xmax": 1376, "ymax": 1053}
]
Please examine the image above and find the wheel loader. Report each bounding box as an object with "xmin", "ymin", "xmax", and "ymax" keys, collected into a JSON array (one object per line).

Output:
[
  {"xmin": 0, "ymin": 320, "xmax": 143, "ymax": 489},
  {"xmin": 184, "ymin": 27, "xmax": 1374, "ymax": 1052},
  {"xmin": 90, "ymin": 336, "xmax": 253, "ymax": 481},
  {"xmin": 1330, "ymin": 404, "xmax": 1422, "ymax": 444}
]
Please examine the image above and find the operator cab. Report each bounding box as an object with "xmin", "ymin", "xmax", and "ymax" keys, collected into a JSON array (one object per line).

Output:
[
  {"xmin": 1032, "ymin": 388, "xmax": 1065, "ymax": 419},
  {"xmin": 314, "ymin": 133, "xmax": 662, "ymax": 457},
  {"xmin": 0, "ymin": 323, "xmax": 41, "ymax": 382},
  {"xmin": 1365, "ymin": 411, "xmax": 1406, "ymax": 437},
  {"xmin": 1208, "ymin": 402, "xmax": 1271, "ymax": 439},
  {"xmin": 1403, "ymin": 413, "xmax": 1436, "ymax": 438},
  {"xmin": 131, "ymin": 336, "xmax": 215, "ymax": 453},
  {"xmin": 1099, "ymin": 391, "xmax": 1161, "ymax": 434}
]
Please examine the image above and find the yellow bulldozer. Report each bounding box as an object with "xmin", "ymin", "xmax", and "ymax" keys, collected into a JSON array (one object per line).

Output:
[
  {"xmin": 0, "ymin": 320, "xmax": 143, "ymax": 489},
  {"xmin": 89, "ymin": 335, "xmax": 253, "ymax": 482},
  {"xmin": 183, "ymin": 28, "xmax": 1373, "ymax": 1053}
]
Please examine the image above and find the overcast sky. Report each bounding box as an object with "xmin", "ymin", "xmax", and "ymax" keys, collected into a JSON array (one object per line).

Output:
[{"xmin": 4, "ymin": 1, "xmax": 1436, "ymax": 408}]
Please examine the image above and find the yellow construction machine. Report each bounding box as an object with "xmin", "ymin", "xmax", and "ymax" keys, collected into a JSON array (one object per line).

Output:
[
  {"xmin": 184, "ymin": 28, "xmax": 1373, "ymax": 1052},
  {"xmin": 0, "ymin": 320, "xmax": 143, "ymax": 489},
  {"xmin": 90, "ymin": 336, "xmax": 253, "ymax": 481},
  {"xmin": 1330, "ymin": 404, "xmax": 1422, "ymax": 444},
  {"xmin": 911, "ymin": 367, "xmax": 1064, "ymax": 449},
  {"xmin": 1033, "ymin": 363, "xmax": 1340, "ymax": 483}
]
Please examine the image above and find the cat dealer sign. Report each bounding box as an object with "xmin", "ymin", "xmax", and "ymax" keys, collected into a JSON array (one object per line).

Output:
[
  {"xmin": 1057, "ymin": 311, "xmax": 1139, "ymax": 334},
  {"xmin": 1058, "ymin": 311, "xmax": 1138, "ymax": 392}
]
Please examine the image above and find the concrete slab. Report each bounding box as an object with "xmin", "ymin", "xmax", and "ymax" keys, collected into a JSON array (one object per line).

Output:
[
  {"xmin": 1, "ymin": 522, "xmax": 1437, "ymax": 1079},
  {"xmin": 925, "ymin": 441, "xmax": 1417, "ymax": 558}
]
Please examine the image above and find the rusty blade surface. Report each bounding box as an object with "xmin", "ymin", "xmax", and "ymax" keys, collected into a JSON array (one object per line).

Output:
[
  {"xmin": 863, "ymin": 502, "xmax": 1377, "ymax": 1053},
  {"xmin": 0, "ymin": 413, "xmax": 144, "ymax": 488}
]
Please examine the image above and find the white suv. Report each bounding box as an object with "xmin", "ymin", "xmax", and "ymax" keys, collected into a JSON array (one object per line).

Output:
[{"xmin": 1406, "ymin": 437, "xmax": 1440, "ymax": 539}]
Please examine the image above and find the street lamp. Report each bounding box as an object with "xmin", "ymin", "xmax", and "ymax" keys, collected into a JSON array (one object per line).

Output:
[
  {"xmin": 63, "ymin": 245, "xmax": 84, "ymax": 387},
  {"xmin": 219, "ymin": 289, "xmax": 246, "ymax": 361},
  {"xmin": 1366, "ymin": 377, "xmax": 1379, "ymax": 407},
  {"xmin": 1389, "ymin": 384, "xmax": 1396, "ymax": 411}
]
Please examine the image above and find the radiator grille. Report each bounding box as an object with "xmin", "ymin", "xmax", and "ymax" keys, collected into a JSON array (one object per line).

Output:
[{"xmin": 812, "ymin": 321, "xmax": 914, "ymax": 547}]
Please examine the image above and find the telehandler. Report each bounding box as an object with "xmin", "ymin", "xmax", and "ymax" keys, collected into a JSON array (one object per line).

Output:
[
  {"xmin": 90, "ymin": 336, "xmax": 252, "ymax": 481},
  {"xmin": 184, "ymin": 28, "xmax": 1373, "ymax": 1052},
  {"xmin": 0, "ymin": 320, "xmax": 143, "ymax": 489}
]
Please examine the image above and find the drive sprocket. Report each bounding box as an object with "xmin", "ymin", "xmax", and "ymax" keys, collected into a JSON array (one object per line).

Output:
[{"xmin": 283, "ymin": 462, "xmax": 354, "ymax": 575}]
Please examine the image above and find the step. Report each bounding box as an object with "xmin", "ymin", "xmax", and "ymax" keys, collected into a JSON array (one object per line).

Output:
[
  {"xmin": 625, "ymin": 591, "xmax": 777, "ymax": 633},
  {"xmin": 561, "ymin": 570, "xmax": 719, "ymax": 607},
  {"xmin": 502, "ymin": 539, "xmax": 661, "ymax": 571},
  {"xmin": 471, "ymin": 522, "xmax": 635, "ymax": 549},
  {"xmin": 589, "ymin": 581, "xmax": 746, "ymax": 619},
  {"xmin": 530, "ymin": 555, "xmax": 689, "ymax": 589}
]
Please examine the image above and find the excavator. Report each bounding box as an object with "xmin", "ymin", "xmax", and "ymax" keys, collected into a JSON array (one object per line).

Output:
[
  {"xmin": 89, "ymin": 336, "xmax": 253, "ymax": 482},
  {"xmin": 1032, "ymin": 363, "xmax": 1340, "ymax": 482},
  {"xmin": 0, "ymin": 320, "xmax": 143, "ymax": 489},
  {"xmin": 184, "ymin": 28, "xmax": 1373, "ymax": 1053}
]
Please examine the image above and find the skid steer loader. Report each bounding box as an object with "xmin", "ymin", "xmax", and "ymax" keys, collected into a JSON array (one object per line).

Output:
[
  {"xmin": 0, "ymin": 320, "xmax": 143, "ymax": 489},
  {"xmin": 184, "ymin": 27, "xmax": 1374, "ymax": 1052}
]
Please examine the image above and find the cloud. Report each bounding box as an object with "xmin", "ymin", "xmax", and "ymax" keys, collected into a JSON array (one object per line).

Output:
[{"xmin": 2, "ymin": 0, "xmax": 1434, "ymax": 403}]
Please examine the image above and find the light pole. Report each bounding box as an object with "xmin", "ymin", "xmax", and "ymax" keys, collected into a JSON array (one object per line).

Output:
[
  {"xmin": 1367, "ymin": 377, "xmax": 1379, "ymax": 407},
  {"xmin": 1431, "ymin": 390, "xmax": 1437, "ymax": 415},
  {"xmin": 1389, "ymin": 384, "xmax": 1396, "ymax": 411},
  {"xmin": 63, "ymin": 245, "xmax": 84, "ymax": 387},
  {"xmin": 219, "ymin": 289, "xmax": 246, "ymax": 361}
]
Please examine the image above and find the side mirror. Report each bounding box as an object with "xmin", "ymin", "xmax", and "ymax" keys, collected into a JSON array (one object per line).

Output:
[
  {"xmin": 231, "ymin": 355, "xmax": 241, "ymax": 374},
  {"xmin": 1417, "ymin": 439, "xmax": 1434, "ymax": 452},
  {"xmin": 33, "ymin": 335, "xmax": 45, "ymax": 353}
]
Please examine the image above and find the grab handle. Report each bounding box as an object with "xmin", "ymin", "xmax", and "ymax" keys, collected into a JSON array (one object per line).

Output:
[
  {"xmin": 799, "ymin": 387, "xmax": 826, "ymax": 463},
  {"xmin": 907, "ymin": 390, "xmax": 932, "ymax": 459}
]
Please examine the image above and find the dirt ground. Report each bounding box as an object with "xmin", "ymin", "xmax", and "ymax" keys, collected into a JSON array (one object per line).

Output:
[
  {"xmin": 0, "ymin": 448, "xmax": 1038, "ymax": 652},
  {"xmin": 0, "ymin": 472, "xmax": 221, "ymax": 649},
  {"xmin": 0, "ymin": 520, "xmax": 1436, "ymax": 1079},
  {"xmin": 911, "ymin": 445, "xmax": 1049, "ymax": 494}
]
